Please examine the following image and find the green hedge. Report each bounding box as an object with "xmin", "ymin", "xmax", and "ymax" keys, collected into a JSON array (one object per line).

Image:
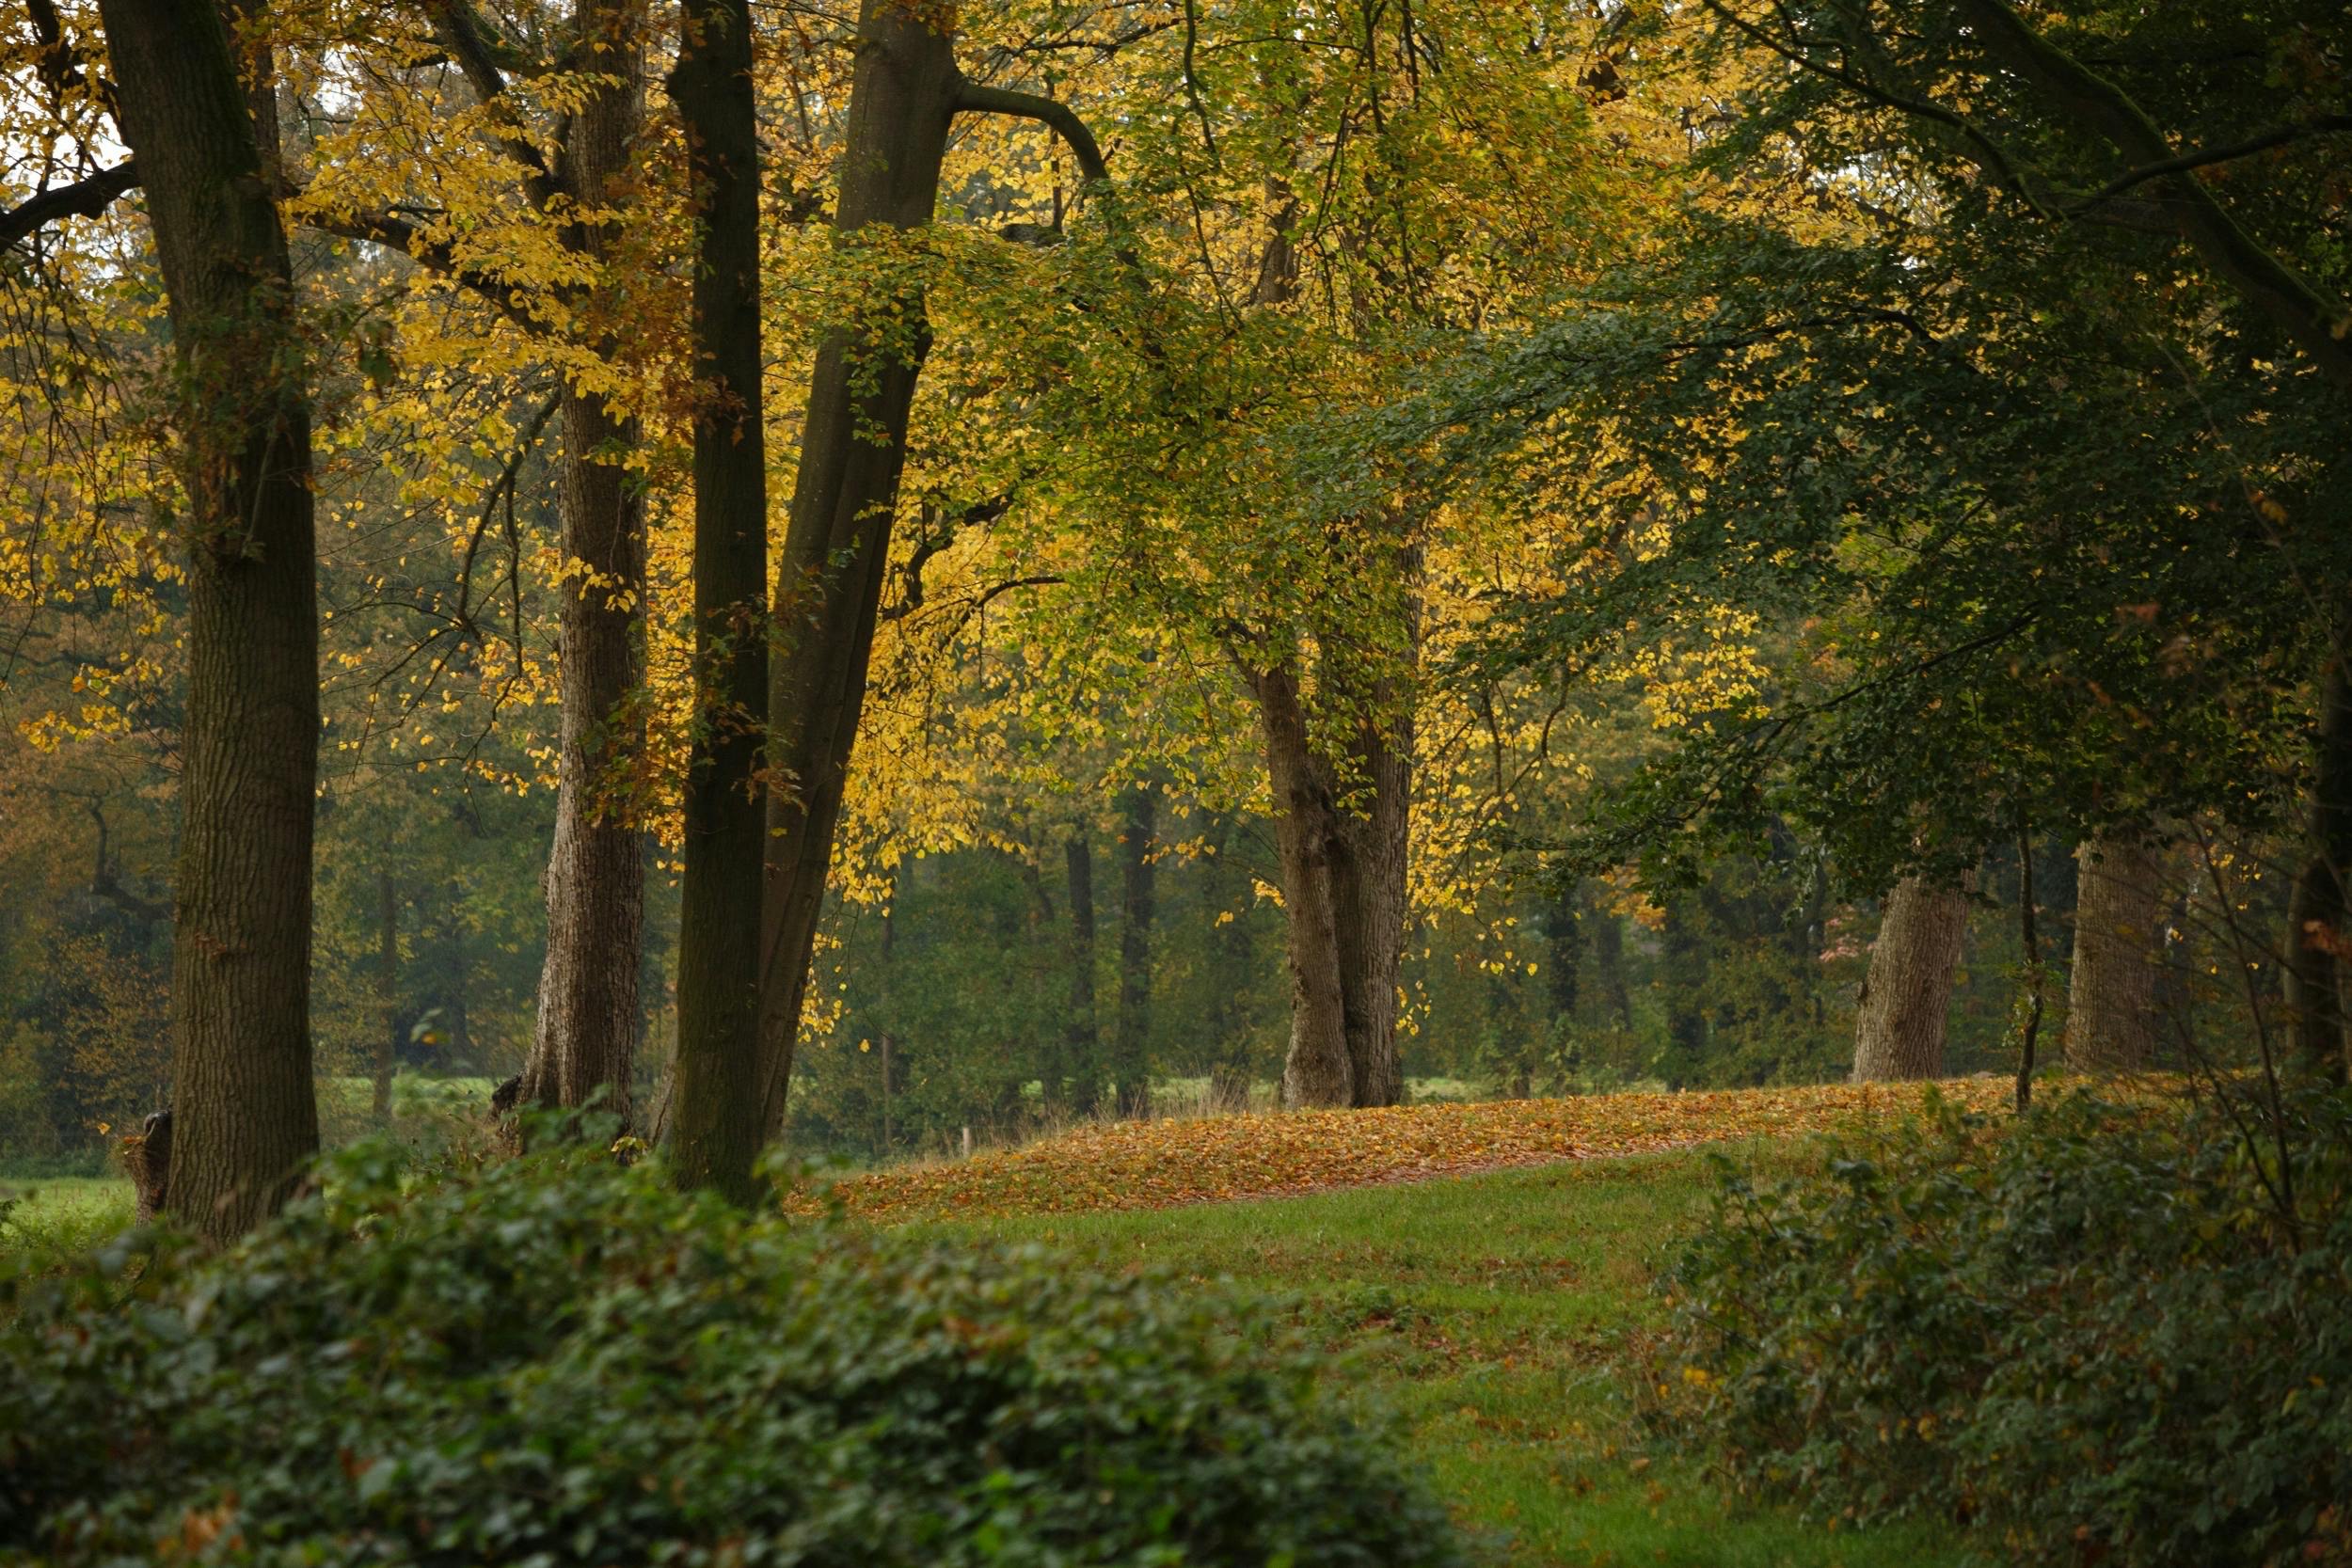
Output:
[
  {"xmin": 0, "ymin": 1137, "xmax": 1462, "ymax": 1566},
  {"xmin": 1664, "ymin": 1086, "xmax": 2352, "ymax": 1567}
]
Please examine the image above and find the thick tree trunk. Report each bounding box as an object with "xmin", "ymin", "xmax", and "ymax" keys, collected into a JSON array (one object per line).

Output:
[
  {"xmin": 2286, "ymin": 633, "xmax": 2352, "ymax": 1080},
  {"xmin": 98, "ymin": 0, "xmax": 321, "ymax": 1243},
  {"xmin": 1113, "ymin": 784, "xmax": 1156, "ymax": 1117},
  {"xmin": 752, "ymin": 2, "xmax": 963, "ymax": 1143},
  {"xmin": 1851, "ymin": 875, "xmax": 1972, "ymax": 1082},
  {"xmin": 373, "ymin": 872, "xmax": 399, "ymax": 1122},
  {"xmin": 666, "ymin": 0, "xmax": 773, "ymax": 1202},
  {"xmin": 521, "ymin": 0, "xmax": 646, "ymax": 1130},
  {"xmin": 2064, "ymin": 832, "xmax": 2167, "ymax": 1074},
  {"xmin": 1255, "ymin": 663, "xmax": 1354, "ymax": 1108},
  {"xmin": 1064, "ymin": 833, "xmax": 1102, "ymax": 1115}
]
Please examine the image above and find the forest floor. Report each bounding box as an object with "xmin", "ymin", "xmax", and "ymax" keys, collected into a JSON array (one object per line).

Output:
[{"xmin": 926, "ymin": 1144, "xmax": 1968, "ymax": 1567}]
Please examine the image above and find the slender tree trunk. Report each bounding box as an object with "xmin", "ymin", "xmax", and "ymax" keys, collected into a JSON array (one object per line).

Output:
[
  {"xmin": 2286, "ymin": 631, "xmax": 2352, "ymax": 1081},
  {"xmin": 1851, "ymin": 876, "xmax": 1972, "ymax": 1082},
  {"xmin": 1329, "ymin": 713, "xmax": 1411, "ymax": 1107},
  {"xmin": 1255, "ymin": 662, "xmax": 1353, "ymax": 1108},
  {"xmin": 1064, "ymin": 833, "xmax": 1102, "ymax": 1115},
  {"xmin": 752, "ymin": 2, "xmax": 962, "ymax": 1142},
  {"xmin": 373, "ymin": 872, "xmax": 399, "ymax": 1123},
  {"xmin": 1547, "ymin": 880, "xmax": 1585, "ymax": 1024},
  {"xmin": 666, "ymin": 0, "xmax": 772, "ymax": 1202},
  {"xmin": 97, "ymin": 0, "xmax": 321, "ymax": 1242},
  {"xmin": 1593, "ymin": 905, "xmax": 1633, "ymax": 1030},
  {"xmin": 1113, "ymin": 784, "xmax": 1155, "ymax": 1117},
  {"xmin": 2064, "ymin": 832, "xmax": 2167, "ymax": 1074},
  {"xmin": 521, "ymin": 0, "xmax": 646, "ymax": 1129},
  {"xmin": 1660, "ymin": 897, "xmax": 1708, "ymax": 1089},
  {"xmin": 1206, "ymin": 818, "xmax": 1257, "ymax": 1112}
]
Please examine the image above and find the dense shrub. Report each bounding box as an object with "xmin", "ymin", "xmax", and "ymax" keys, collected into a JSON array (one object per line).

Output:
[
  {"xmin": 0, "ymin": 1138, "xmax": 1462, "ymax": 1566},
  {"xmin": 1663, "ymin": 1086, "xmax": 2352, "ymax": 1567}
]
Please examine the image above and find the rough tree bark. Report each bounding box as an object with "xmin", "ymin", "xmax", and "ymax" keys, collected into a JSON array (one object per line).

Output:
[
  {"xmin": 1255, "ymin": 662, "xmax": 1354, "ymax": 1108},
  {"xmin": 743, "ymin": 1, "xmax": 1117, "ymax": 1184},
  {"xmin": 1064, "ymin": 833, "xmax": 1102, "ymax": 1115},
  {"xmin": 94, "ymin": 0, "xmax": 321, "ymax": 1243},
  {"xmin": 518, "ymin": 0, "xmax": 647, "ymax": 1128},
  {"xmin": 665, "ymin": 0, "xmax": 773, "ymax": 1202},
  {"xmin": 1327, "ymin": 698, "xmax": 1411, "ymax": 1107},
  {"xmin": 1113, "ymin": 784, "xmax": 1155, "ymax": 1117},
  {"xmin": 1851, "ymin": 875, "xmax": 1972, "ymax": 1082},
  {"xmin": 2064, "ymin": 832, "xmax": 2167, "ymax": 1074},
  {"xmin": 2286, "ymin": 633, "xmax": 2352, "ymax": 1081}
]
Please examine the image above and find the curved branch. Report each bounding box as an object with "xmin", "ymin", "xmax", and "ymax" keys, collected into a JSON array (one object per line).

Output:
[
  {"xmin": 0, "ymin": 160, "xmax": 141, "ymax": 251},
  {"xmin": 953, "ymin": 82, "xmax": 1109, "ymax": 186}
]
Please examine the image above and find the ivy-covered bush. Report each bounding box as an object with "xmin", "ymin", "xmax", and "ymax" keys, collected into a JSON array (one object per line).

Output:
[
  {"xmin": 1664, "ymin": 1086, "xmax": 2352, "ymax": 1567},
  {"xmin": 0, "ymin": 1138, "xmax": 1462, "ymax": 1566}
]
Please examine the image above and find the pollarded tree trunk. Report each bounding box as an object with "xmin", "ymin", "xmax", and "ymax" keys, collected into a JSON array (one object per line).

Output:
[
  {"xmin": 2064, "ymin": 832, "xmax": 2168, "ymax": 1074},
  {"xmin": 96, "ymin": 0, "xmax": 322, "ymax": 1243},
  {"xmin": 1255, "ymin": 662, "xmax": 1353, "ymax": 1109},
  {"xmin": 2286, "ymin": 632, "xmax": 2352, "ymax": 1081},
  {"xmin": 666, "ymin": 0, "xmax": 773, "ymax": 1203},
  {"xmin": 1851, "ymin": 875, "xmax": 1972, "ymax": 1082},
  {"xmin": 1064, "ymin": 833, "xmax": 1103, "ymax": 1116},
  {"xmin": 519, "ymin": 0, "xmax": 646, "ymax": 1130},
  {"xmin": 1113, "ymin": 784, "xmax": 1156, "ymax": 1117}
]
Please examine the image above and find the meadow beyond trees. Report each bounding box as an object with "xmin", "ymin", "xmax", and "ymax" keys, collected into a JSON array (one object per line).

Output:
[{"xmin": 2, "ymin": 0, "xmax": 2349, "ymax": 1563}]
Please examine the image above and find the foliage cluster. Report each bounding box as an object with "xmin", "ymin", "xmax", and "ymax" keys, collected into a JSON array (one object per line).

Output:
[
  {"xmin": 1665, "ymin": 1088, "xmax": 2352, "ymax": 1566},
  {"xmin": 0, "ymin": 1133, "xmax": 1461, "ymax": 1568}
]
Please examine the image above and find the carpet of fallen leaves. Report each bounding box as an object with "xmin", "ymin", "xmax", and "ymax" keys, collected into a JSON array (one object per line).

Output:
[{"xmin": 789, "ymin": 1078, "xmax": 2017, "ymax": 1224}]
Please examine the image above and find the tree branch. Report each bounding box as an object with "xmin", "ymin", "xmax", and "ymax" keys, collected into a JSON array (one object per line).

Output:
[
  {"xmin": 1952, "ymin": 0, "xmax": 2352, "ymax": 391},
  {"xmin": 0, "ymin": 160, "xmax": 141, "ymax": 251},
  {"xmin": 309, "ymin": 209, "xmax": 554, "ymax": 332},
  {"xmin": 2068, "ymin": 113, "xmax": 2352, "ymax": 210},
  {"xmin": 953, "ymin": 82, "xmax": 1110, "ymax": 186}
]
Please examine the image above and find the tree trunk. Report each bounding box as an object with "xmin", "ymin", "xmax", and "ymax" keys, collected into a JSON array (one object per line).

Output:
[
  {"xmin": 2286, "ymin": 631, "xmax": 2352, "ymax": 1081},
  {"xmin": 520, "ymin": 0, "xmax": 646, "ymax": 1130},
  {"xmin": 2064, "ymin": 832, "xmax": 2167, "ymax": 1074},
  {"xmin": 1205, "ymin": 817, "xmax": 1257, "ymax": 1112},
  {"xmin": 1329, "ymin": 710, "xmax": 1411, "ymax": 1107},
  {"xmin": 752, "ymin": 1, "xmax": 963, "ymax": 1144},
  {"xmin": 98, "ymin": 0, "xmax": 321, "ymax": 1243},
  {"xmin": 1593, "ymin": 904, "xmax": 1633, "ymax": 1030},
  {"xmin": 1113, "ymin": 784, "xmax": 1155, "ymax": 1117},
  {"xmin": 1851, "ymin": 875, "xmax": 1972, "ymax": 1082},
  {"xmin": 1660, "ymin": 896, "xmax": 1708, "ymax": 1089},
  {"xmin": 373, "ymin": 872, "xmax": 399, "ymax": 1123},
  {"xmin": 1255, "ymin": 662, "xmax": 1354, "ymax": 1108},
  {"xmin": 666, "ymin": 0, "xmax": 773, "ymax": 1202},
  {"xmin": 1547, "ymin": 880, "xmax": 1584, "ymax": 1024},
  {"xmin": 1064, "ymin": 833, "xmax": 1102, "ymax": 1115}
]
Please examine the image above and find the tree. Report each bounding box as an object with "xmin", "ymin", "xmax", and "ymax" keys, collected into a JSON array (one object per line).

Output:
[
  {"xmin": 91, "ymin": 0, "xmax": 321, "ymax": 1239},
  {"xmin": 665, "ymin": 0, "xmax": 772, "ymax": 1202},
  {"xmin": 2064, "ymin": 833, "xmax": 2168, "ymax": 1073},
  {"xmin": 1112, "ymin": 782, "xmax": 1156, "ymax": 1117},
  {"xmin": 1851, "ymin": 878, "xmax": 1971, "ymax": 1082}
]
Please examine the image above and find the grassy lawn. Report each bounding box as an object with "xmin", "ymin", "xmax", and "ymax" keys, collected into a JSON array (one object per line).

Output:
[
  {"xmin": 928, "ymin": 1147, "xmax": 1966, "ymax": 1568},
  {"xmin": 1, "ymin": 1174, "xmax": 135, "ymax": 1270}
]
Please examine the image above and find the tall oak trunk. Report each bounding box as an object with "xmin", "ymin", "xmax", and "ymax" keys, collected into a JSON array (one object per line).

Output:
[
  {"xmin": 2064, "ymin": 832, "xmax": 2166, "ymax": 1073},
  {"xmin": 98, "ymin": 0, "xmax": 322, "ymax": 1242}
]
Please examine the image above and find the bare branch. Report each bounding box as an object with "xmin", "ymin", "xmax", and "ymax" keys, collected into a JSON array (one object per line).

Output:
[{"xmin": 0, "ymin": 160, "xmax": 140, "ymax": 251}]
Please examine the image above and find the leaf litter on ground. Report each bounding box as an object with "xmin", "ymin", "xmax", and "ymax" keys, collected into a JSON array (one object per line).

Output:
[{"xmin": 787, "ymin": 1077, "xmax": 2016, "ymax": 1223}]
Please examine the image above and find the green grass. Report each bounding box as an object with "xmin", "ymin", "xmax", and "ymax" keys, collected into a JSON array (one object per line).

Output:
[
  {"xmin": 1, "ymin": 1174, "xmax": 135, "ymax": 1270},
  {"xmin": 926, "ymin": 1146, "xmax": 1967, "ymax": 1568}
]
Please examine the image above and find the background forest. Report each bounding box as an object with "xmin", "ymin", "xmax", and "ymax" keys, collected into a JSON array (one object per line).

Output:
[{"xmin": 0, "ymin": 0, "xmax": 2344, "ymax": 1188}]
